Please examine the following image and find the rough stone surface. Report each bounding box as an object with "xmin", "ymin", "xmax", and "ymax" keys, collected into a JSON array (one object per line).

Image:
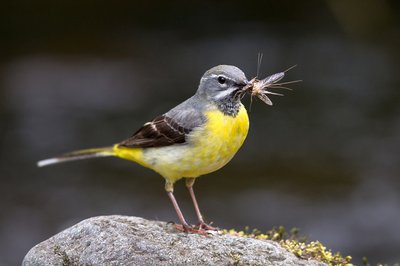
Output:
[{"xmin": 22, "ymin": 215, "xmax": 326, "ymax": 266}]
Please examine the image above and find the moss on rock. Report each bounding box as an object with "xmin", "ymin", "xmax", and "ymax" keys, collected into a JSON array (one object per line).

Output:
[{"xmin": 221, "ymin": 227, "xmax": 352, "ymax": 266}]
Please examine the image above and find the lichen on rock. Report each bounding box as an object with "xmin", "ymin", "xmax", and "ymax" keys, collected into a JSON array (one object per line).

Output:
[{"xmin": 222, "ymin": 226, "xmax": 353, "ymax": 266}]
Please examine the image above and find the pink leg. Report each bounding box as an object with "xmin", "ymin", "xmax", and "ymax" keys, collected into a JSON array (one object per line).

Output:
[
  {"xmin": 186, "ymin": 178, "xmax": 218, "ymax": 231},
  {"xmin": 165, "ymin": 181, "xmax": 191, "ymax": 231}
]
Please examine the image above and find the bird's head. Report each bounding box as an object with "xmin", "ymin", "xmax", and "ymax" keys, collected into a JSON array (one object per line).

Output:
[{"xmin": 196, "ymin": 65, "xmax": 250, "ymax": 104}]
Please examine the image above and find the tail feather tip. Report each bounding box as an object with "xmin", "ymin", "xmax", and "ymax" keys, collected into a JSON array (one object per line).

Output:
[{"xmin": 37, "ymin": 158, "xmax": 59, "ymax": 167}]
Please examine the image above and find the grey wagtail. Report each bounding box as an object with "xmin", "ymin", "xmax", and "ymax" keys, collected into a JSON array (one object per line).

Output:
[{"xmin": 38, "ymin": 65, "xmax": 256, "ymax": 232}]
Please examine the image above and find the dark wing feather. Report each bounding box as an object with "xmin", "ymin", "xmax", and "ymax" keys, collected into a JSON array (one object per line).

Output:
[{"xmin": 118, "ymin": 115, "xmax": 192, "ymax": 148}]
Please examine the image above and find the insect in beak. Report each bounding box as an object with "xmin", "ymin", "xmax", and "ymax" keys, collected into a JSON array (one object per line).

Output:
[{"xmin": 245, "ymin": 65, "xmax": 301, "ymax": 106}]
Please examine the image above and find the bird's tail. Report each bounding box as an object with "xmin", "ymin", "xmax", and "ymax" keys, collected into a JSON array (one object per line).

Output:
[{"xmin": 37, "ymin": 146, "xmax": 116, "ymax": 167}]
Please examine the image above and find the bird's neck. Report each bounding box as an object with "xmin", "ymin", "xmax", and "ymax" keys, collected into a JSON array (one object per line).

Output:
[{"xmin": 215, "ymin": 98, "xmax": 242, "ymax": 117}]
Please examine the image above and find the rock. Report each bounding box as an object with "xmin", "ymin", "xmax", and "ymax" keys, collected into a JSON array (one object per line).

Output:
[{"xmin": 22, "ymin": 215, "xmax": 325, "ymax": 266}]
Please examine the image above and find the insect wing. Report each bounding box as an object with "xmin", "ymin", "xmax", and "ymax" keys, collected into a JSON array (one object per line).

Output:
[
  {"xmin": 262, "ymin": 72, "xmax": 285, "ymax": 86},
  {"xmin": 257, "ymin": 93, "xmax": 273, "ymax": 106}
]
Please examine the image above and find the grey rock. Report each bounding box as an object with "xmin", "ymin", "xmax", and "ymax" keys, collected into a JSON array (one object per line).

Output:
[{"xmin": 22, "ymin": 215, "xmax": 325, "ymax": 266}]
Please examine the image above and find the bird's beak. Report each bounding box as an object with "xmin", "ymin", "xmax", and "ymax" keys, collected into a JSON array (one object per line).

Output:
[{"xmin": 240, "ymin": 79, "xmax": 254, "ymax": 93}]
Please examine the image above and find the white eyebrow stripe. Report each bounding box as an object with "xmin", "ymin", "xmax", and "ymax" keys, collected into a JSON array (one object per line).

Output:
[
  {"xmin": 201, "ymin": 74, "xmax": 236, "ymax": 83},
  {"xmin": 214, "ymin": 87, "xmax": 237, "ymax": 99},
  {"xmin": 209, "ymin": 74, "xmax": 232, "ymax": 80}
]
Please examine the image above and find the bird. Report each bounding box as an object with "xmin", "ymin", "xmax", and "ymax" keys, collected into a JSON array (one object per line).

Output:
[{"xmin": 38, "ymin": 65, "xmax": 252, "ymax": 233}]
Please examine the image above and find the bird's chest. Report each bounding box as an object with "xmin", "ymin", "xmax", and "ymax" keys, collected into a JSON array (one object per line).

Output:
[
  {"xmin": 139, "ymin": 105, "xmax": 249, "ymax": 181},
  {"xmin": 203, "ymin": 106, "xmax": 249, "ymax": 150},
  {"xmin": 188, "ymin": 105, "xmax": 249, "ymax": 169}
]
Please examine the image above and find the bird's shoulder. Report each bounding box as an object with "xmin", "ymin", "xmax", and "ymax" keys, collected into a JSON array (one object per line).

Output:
[{"xmin": 118, "ymin": 96, "xmax": 207, "ymax": 148}]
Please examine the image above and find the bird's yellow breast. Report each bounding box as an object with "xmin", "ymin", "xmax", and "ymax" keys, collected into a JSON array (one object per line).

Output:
[
  {"xmin": 115, "ymin": 104, "xmax": 249, "ymax": 183},
  {"xmin": 191, "ymin": 105, "xmax": 250, "ymax": 174}
]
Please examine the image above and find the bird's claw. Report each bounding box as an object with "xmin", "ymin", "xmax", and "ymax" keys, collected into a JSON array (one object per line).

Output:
[
  {"xmin": 197, "ymin": 221, "xmax": 218, "ymax": 231},
  {"xmin": 173, "ymin": 222, "xmax": 218, "ymax": 234}
]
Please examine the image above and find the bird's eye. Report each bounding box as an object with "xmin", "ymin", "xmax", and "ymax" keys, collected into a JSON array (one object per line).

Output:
[{"xmin": 217, "ymin": 76, "xmax": 226, "ymax": 84}]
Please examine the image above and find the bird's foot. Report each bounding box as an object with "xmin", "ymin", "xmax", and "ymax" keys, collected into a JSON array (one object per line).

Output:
[
  {"xmin": 173, "ymin": 223, "xmax": 211, "ymax": 235},
  {"xmin": 196, "ymin": 221, "xmax": 218, "ymax": 231}
]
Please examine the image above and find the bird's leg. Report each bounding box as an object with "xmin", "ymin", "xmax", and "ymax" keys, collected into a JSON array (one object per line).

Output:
[
  {"xmin": 165, "ymin": 181, "xmax": 191, "ymax": 232},
  {"xmin": 185, "ymin": 178, "xmax": 218, "ymax": 231}
]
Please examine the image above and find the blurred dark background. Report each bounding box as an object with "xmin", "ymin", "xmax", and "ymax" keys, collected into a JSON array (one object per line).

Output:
[{"xmin": 1, "ymin": 0, "xmax": 399, "ymax": 265}]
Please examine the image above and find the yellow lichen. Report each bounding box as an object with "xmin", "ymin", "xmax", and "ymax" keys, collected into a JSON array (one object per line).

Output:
[
  {"xmin": 280, "ymin": 240, "xmax": 353, "ymax": 266},
  {"xmin": 221, "ymin": 227, "xmax": 353, "ymax": 266}
]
